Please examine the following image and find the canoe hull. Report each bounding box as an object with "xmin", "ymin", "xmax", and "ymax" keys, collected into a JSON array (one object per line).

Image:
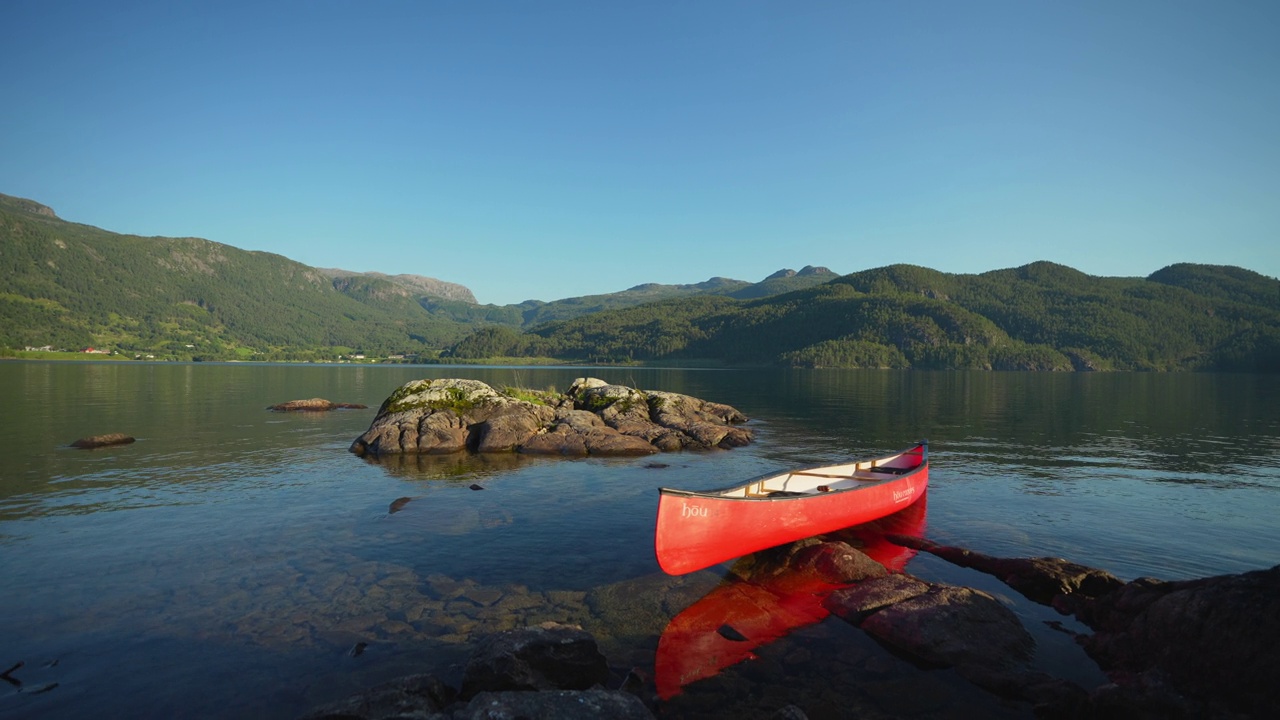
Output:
[
  {"xmin": 655, "ymin": 442, "xmax": 928, "ymax": 575},
  {"xmin": 655, "ymin": 495, "xmax": 928, "ymax": 698}
]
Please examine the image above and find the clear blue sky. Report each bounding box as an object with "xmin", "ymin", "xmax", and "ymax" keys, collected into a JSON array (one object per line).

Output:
[{"xmin": 3, "ymin": 1, "xmax": 1277, "ymax": 305}]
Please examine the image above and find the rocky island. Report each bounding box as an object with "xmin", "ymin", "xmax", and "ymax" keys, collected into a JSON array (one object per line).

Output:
[{"xmin": 349, "ymin": 378, "xmax": 753, "ymax": 458}]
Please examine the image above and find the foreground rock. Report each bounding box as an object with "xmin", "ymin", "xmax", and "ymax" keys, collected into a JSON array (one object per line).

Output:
[
  {"xmin": 300, "ymin": 623, "xmax": 653, "ymax": 720},
  {"xmin": 267, "ymin": 398, "xmax": 368, "ymax": 412},
  {"xmin": 762, "ymin": 532, "xmax": 1280, "ymax": 716},
  {"xmin": 886, "ymin": 534, "xmax": 1124, "ymax": 605},
  {"xmin": 887, "ymin": 534, "xmax": 1280, "ymax": 718},
  {"xmin": 349, "ymin": 378, "xmax": 752, "ymax": 458},
  {"xmin": 69, "ymin": 433, "xmax": 135, "ymax": 449},
  {"xmin": 455, "ymin": 689, "xmax": 652, "ymax": 720},
  {"xmin": 1072, "ymin": 565, "xmax": 1280, "ymax": 718},
  {"xmin": 298, "ymin": 534, "xmax": 1278, "ymax": 718},
  {"xmin": 298, "ymin": 674, "xmax": 456, "ymax": 719},
  {"xmin": 732, "ymin": 538, "xmax": 1043, "ymax": 683},
  {"xmin": 821, "ymin": 573, "xmax": 1079, "ymax": 710},
  {"xmin": 459, "ymin": 622, "xmax": 609, "ymax": 698}
]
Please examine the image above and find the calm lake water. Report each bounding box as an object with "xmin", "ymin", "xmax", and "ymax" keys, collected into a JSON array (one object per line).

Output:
[{"xmin": 1, "ymin": 362, "xmax": 1277, "ymax": 719}]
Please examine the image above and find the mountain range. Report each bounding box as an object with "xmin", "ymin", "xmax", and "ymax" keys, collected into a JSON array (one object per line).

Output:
[
  {"xmin": 0, "ymin": 193, "xmax": 835, "ymax": 359},
  {"xmin": 2, "ymin": 192, "xmax": 1277, "ymax": 371}
]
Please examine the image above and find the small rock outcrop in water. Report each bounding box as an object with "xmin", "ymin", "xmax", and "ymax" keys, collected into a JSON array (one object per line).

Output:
[
  {"xmin": 69, "ymin": 433, "xmax": 135, "ymax": 449},
  {"xmin": 267, "ymin": 398, "xmax": 368, "ymax": 412},
  {"xmin": 349, "ymin": 378, "xmax": 752, "ymax": 458}
]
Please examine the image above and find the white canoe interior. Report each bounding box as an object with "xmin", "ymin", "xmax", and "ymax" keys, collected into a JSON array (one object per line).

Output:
[{"xmin": 718, "ymin": 453, "xmax": 917, "ymax": 498}]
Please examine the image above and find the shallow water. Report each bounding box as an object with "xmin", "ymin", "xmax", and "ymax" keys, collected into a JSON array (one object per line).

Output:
[{"xmin": 1, "ymin": 363, "xmax": 1277, "ymax": 718}]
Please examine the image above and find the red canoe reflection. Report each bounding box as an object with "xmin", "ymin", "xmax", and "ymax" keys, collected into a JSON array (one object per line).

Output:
[{"xmin": 654, "ymin": 493, "xmax": 928, "ymax": 699}]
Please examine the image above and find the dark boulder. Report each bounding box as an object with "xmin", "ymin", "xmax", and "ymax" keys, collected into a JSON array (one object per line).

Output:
[
  {"xmin": 297, "ymin": 673, "xmax": 455, "ymax": 719},
  {"xmin": 825, "ymin": 574, "xmax": 1082, "ymax": 709},
  {"xmin": 297, "ymin": 625, "xmax": 653, "ymax": 719},
  {"xmin": 459, "ymin": 622, "xmax": 610, "ymax": 699},
  {"xmin": 886, "ymin": 533, "xmax": 1124, "ymax": 605},
  {"xmin": 858, "ymin": 584, "xmax": 1036, "ymax": 671},
  {"xmin": 886, "ymin": 534, "xmax": 1280, "ymax": 717},
  {"xmin": 733, "ymin": 538, "xmax": 890, "ymax": 587},
  {"xmin": 788, "ymin": 541, "xmax": 890, "ymax": 584},
  {"xmin": 1074, "ymin": 565, "xmax": 1280, "ymax": 718},
  {"xmin": 454, "ymin": 689, "xmax": 654, "ymax": 720},
  {"xmin": 824, "ymin": 573, "xmax": 932, "ymax": 622}
]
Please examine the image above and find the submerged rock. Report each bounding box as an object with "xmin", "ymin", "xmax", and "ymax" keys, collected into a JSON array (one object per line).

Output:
[
  {"xmin": 886, "ymin": 533, "xmax": 1124, "ymax": 605},
  {"xmin": 825, "ymin": 574, "xmax": 932, "ymax": 621},
  {"xmin": 349, "ymin": 378, "xmax": 752, "ymax": 458},
  {"xmin": 459, "ymin": 622, "xmax": 610, "ymax": 698},
  {"xmin": 69, "ymin": 433, "xmax": 135, "ymax": 449},
  {"xmin": 856, "ymin": 584, "xmax": 1035, "ymax": 670},
  {"xmin": 299, "ymin": 624, "xmax": 654, "ymax": 720},
  {"xmin": 455, "ymin": 689, "xmax": 653, "ymax": 720},
  {"xmin": 298, "ymin": 674, "xmax": 455, "ymax": 719},
  {"xmin": 267, "ymin": 398, "xmax": 367, "ymax": 412}
]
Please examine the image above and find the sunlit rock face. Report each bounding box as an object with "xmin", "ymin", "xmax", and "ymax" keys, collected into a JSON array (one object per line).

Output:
[{"xmin": 349, "ymin": 377, "xmax": 752, "ymax": 458}]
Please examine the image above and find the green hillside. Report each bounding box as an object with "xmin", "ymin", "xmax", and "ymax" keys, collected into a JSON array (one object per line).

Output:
[
  {"xmin": 420, "ymin": 268, "xmax": 839, "ymax": 328},
  {"xmin": 4, "ymin": 191, "xmax": 1276, "ymax": 371},
  {"xmin": 445, "ymin": 261, "xmax": 1280, "ymax": 372},
  {"xmin": 0, "ymin": 192, "xmax": 844, "ymax": 361},
  {"xmin": 0, "ymin": 193, "xmax": 469, "ymax": 360}
]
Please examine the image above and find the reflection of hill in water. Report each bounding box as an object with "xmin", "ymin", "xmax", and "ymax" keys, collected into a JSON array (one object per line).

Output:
[{"xmin": 737, "ymin": 369, "xmax": 1280, "ymax": 481}]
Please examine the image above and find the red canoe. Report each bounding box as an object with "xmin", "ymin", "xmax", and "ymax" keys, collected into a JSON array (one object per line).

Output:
[
  {"xmin": 655, "ymin": 441, "xmax": 929, "ymax": 575},
  {"xmin": 654, "ymin": 496, "xmax": 928, "ymax": 698}
]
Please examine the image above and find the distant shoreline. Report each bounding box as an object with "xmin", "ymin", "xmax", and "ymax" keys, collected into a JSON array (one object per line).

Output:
[{"xmin": 0, "ymin": 352, "xmax": 732, "ymax": 369}]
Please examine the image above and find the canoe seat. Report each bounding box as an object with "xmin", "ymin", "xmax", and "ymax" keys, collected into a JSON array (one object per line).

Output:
[
  {"xmin": 791, "ymin": 471, "xmax": 854, "ymax": 479},
  {"xmin": 868, "ymin": 465, "xmax": 909, "ymax": 475},
  {"xmin": 766, "ymin": 490, "xmax": 808, "ymax": 497}
]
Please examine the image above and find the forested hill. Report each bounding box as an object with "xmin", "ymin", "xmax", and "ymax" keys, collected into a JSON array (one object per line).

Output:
[
  {"xmin": 0, "ymin": 192, "xmax": 838, "ymax": 360},
  {"xmin": 316, "ymin": 268, "xmax": 477, "ymax": 304},
  {"xmin": 417, "ymin": 265, "xmax": 840, "ymax": 328},
  {"xmin": 446, "ymin": 261, "xmax": 1280, "ymax": 372},
  {"xmin": 4, "ymin": 190, "xmax": 1277, "ymax": 371},
  {"xmin": 0, "ymin": 193, "xmax": 472, "ymax": 359}
]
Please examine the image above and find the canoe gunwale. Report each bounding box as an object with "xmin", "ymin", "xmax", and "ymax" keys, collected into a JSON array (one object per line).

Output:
[
  {"xmin": 654, "ymin": 441, "xmax": 929, "ymax": 575},
  {"xmin": 657, "ymin": 441, "xmax": 928, "ymax": 501}
]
